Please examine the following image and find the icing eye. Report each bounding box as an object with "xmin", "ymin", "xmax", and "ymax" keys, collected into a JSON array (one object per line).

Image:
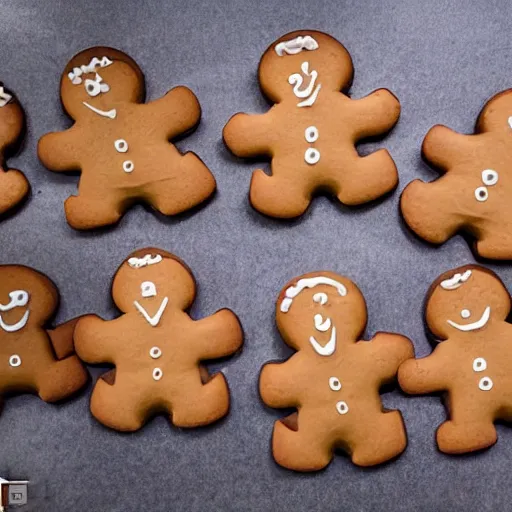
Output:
[
  {"xmin": 141, "ymin": 281, "xmax": 157, "ymax": 298},
  {"xmin": 149, "ymin": 347, "xmax": 162, "ymax": 359},
  {"xmin": 478, "ymin": 376, "xmax": 493, "ymax": 391},
  {"xmin": 9, "ymin": 354, "xmax": 21, "ymax": 367},
  {"xmin": 84, "ymin": 78, "xmax": 101, "ymax": 97},
  {"xmin": 475, "ymin": 186, "xmax": 488, "ymax": 202},
  {"xmin": 115, "ymin": 139, "xmax": 128, "ymax": 153},
  {"xmin": 123, "ymin": 160, "xmax": 134, "ymax": 173},
  {"xmin": 305, "ymin": 126, "xmax": 319, "ymax": 143},
  {"xmin": 153, "ymin": 368, "xmax": 163, "ymax": 381},
  {"xmin": 482, "ymin": 169, "xmax": 498, "ymax": 186},
  {"xmin": 329, "ymin": 377, "xmax": 341, "ymax": 391},
  {"xmin": 305, "ymin": 148, "xmax": 320, "ymax": 165},
  {"xmin": 473, "ymin": 357, "xmax": 487, "ymax": 372},
  {"xmin": 336, "ymin": 400, "xmax": 349, "ymax": 415},
  {"xmin": 313, "ymin": 293, "xmax": 328, "ymax": 305},
  {"xmin": 461, "ymin": 309, "xmax": 471, "ymax": 319}
]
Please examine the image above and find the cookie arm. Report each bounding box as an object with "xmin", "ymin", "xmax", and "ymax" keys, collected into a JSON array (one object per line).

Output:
[
  {"xmin": 74, "ymin": 314, "xmax": 121, "ymax": 364},
  {"xmin": 47, "ymin": 316, "xmax": 81, "ymax": 360},
  {"xmin": 148, "ymin": 86, "xmax": 201, "ymax": 140},
  {"xmin": 193, "ymin": 309, "xmax": 243, "ymax": 360},
  {"xmin": 223, "ymin": 111, "xmax": 274, "ymax": 157},
  {"xmin": 38, "ymin": 127, "xmax": 82, "ymax": 172},
  {"xmin": 349, "ymin": 89, "xmax": 401, "ymax": 139},
  {"xmin": 259, "ymin": 357, "xmax": 301, "ymax": 408}
]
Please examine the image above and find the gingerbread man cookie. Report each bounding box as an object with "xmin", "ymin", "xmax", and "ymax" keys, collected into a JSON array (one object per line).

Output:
[
  {"xmin": 38, "ymin": 47, "xmax": 216, "ymax": 230},
  {"xmin": 401, "ymin": 90, "xmax": 512, "ymax": 260},
  {"xmin": 0, "ymin": 265, "xmax": 88, "ymax": 415},
  {"xmin": 259, "ymin": 272, "xmax": 413, "ymax": 471},
  {"xmin": 0, "ymin": 84, "xmax": 29, "ymax": 216},
  {"xmin": 399, "ymin": 265, "xmax": 512, "ymax": 454},
  {"xmin": 223, "ymin": 30, "xmax": 401, "ymax": 218},
  {"xmin": 74, "ymin": 248, "xmax": 243, "ymax": 432}
]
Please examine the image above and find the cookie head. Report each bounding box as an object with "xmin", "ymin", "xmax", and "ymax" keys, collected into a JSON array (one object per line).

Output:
[
  {"xmin": 0, "ymin": 84, "xmax": 24, "ymax": 155},
  {"xmin": 112, "ymin": 249, "xmax": 196, "ymax": 314},
  {"xmin": 476, "ymin": 89, "xmax": 512, "ymax": 134},
  {"xmin": 60, "ymin": 47, "xmax": 144, "ymax": 120},
  {"xmin": 258, "ymin": 30, "xmax": 353, "ymax": 104},
  {"xmin": 426, "ymin": 266, "xmax": 511, "ymax": 340},
  {"xmin": 0, "ymin": 265, "xmax": 58, "ymax": 333},
  {"xmin": 276, "ymin": 272, "xmax": 366, "ymax": 354}
]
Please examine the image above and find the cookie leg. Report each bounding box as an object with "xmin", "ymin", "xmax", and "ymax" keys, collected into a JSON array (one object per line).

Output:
[
  {"xmin": 476, "ymin": 234, "xmax": 512, "ymax": 260},
  {"xmin": 250, "ymin": 169, "xmax": 311, "ymax": 218},
  {"xmin": 0, "ymin": 169, "xmax": 29, "ymax": 214},
  {"xmin": 436, "ymin": 420, "xmax": 497, "ymax": 454},
  {"xmin": 64, "ymin": 194, "xmax": 126, "ymax": 230},
  {"xmin": 90, "ymin": 378, "xmax": 147, "ymax": 432},
  {"xmin": 143, "ymin": 152, "xmax": 216, "ymax": 215},
  {"xmin": 271, "ymin": 416, "xmax": 332, "ymax": 471},
  {"xmin": 350, "ymin": 411, "xmax": 407, "ymax": 466},
  {"xmin": 171, "ymin": 373, "xmax": 230, "ymax": 427},
  {"xmin": 37, "ymin": 356, "xmax": 88, "ymax": 402},
  {"xmin": 337, "ymin": 149, "xmax": 398, "ymax": 205}
]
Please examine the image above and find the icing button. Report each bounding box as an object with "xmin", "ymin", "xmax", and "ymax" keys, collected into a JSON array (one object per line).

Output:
[
  {"xmin": 123, "ymin": 160, "xmax": 134, "ymax": 173},
  {"xmin": 150, "ymin": 347, "xmax": 162, "ymax": 359},
  {"xmin": 9, "ymin": 354, "xmax": 21, "ymax": 367},
  {"xmin": 115, "ymin": 139, "xmax": 129, "ymax": 153},
  {"xmin": 153, "ymin": 368, "xmax": 163, "ymax": 381}
]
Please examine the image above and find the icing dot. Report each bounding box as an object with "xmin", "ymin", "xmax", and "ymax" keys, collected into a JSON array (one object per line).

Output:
[
  {"xmin": 461, "ymin": 309, "xmax": 471, "ymax": 319},
  {"xmin": 304, "ymin": 126, "xmax": 319, "ymax": 143},
  {"xmin": 336, "ymin": 401, "xmax": 349, "ymax": 415},
  {"xmin": 115, "ymin": 139, "xmax": 128, "ymax": 153},
  {"xmin": 329, "ymin": 377, "xmax": 341, "ymax": 391},
  {"xmin": 473, "ymin": 357, "xmax": 487, "ymax": 372},
  {"xmin": 313, "ymin": 292, "xmax": 328, "ymax": 305},
  {"xmin": 9, "ymin": 355, "xmax": 21, "ymax": 367},
  {"xmin": 475, "ymin": 186, "xmax": 488, "ymax": 202},
  {"xmin": 153, "ymin": 368, "xmax": 163, "ymax": 381},
  {"xmin": 478, "ymin": 376, "xmax": 493, "ymax": 391},
  {"xmin": 123, "ymin": 160, "xmax": 134, "ymax": 173},
  {"xmin": 482, "ymin": 169, "xmax": 498, "ymax": 186},
  {"xmin": 150, "ymin": 347, "xmax": 162, "ymax": 359},
  {"xmin": 305, "ymin": 148, "xmax": 320, "ymax": 165}
]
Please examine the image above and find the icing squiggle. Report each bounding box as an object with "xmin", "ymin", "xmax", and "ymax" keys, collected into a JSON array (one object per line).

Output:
[
  {"xmin": 288, "ymin": 62, "xmax": 321, "ymax": 108},
  {"xmin": 0, "ymin": 290, "xmax": 30, "ymax": 333},
  {"xmin": 275, "ymin": 35, "xmax": 319, "ymax": 56},
  {"xmin": 314, "ymin": 314, "xmax": 331, "ymax": 332},
  {"xmin": 0, "ymin": 86, "xmax": 12, "ymax": 108},
  {"xmin": 68, "ymin": 56, "xmax": 113, "ymax": 85},
  {"xmin": 309, "ymin": 326, "xmax": 336, "ymax": 356},
  {"xmin": 440, "ymin": 270, "xmax": 472, "ymax": 290},
  {"xmin": 134, "ymin": 297, "xmax": 168, "ymax": 327},
  {"xmin": 128, "ymin": 254, "xmax": 163, "ymax": 269}
]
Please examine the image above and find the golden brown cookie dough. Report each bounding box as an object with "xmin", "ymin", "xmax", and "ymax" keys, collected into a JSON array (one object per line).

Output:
[
  {"xmin": 0, "ymin": 84, "xmax": 29, "ymax": 216},
  {"xmin": 74, "ymin": 248, "xmax": 243, "ymax": 432},
  {"xmin": 259, "ymin": 271, "xmax": 413, "ymax": 471},
  {"xmin": 399, "ymin": 265, "xmax": 512, "ymax": 454},
  {"xmin": 401, "ymin": 89, "xmax": 512, "ymax": 260},
  {"xmin": 38, "ymin": 47, "xmax": 216, "ymax": 230},
  {"xmin": 0, "ymin": 265, "xmax": 88, "ymax": 414},
  {"xmin": 223, "ymin": 30, "xmax": 401, "ymax": 218}
]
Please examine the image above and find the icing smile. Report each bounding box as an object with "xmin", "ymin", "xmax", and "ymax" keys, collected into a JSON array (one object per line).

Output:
[
  {"xmin": 447, "ymin": 306, "xmax": 491, "ymax": 332},
  {"xmin": 134, "ymin": 297, "xmax": 168, "ymax": 327},
  {"xmin": 0, "ymin": 290, "xmax": 30, "ymax": 333},
  {"xmin": 309, "ymin": 325, "xmax": 336, "ymax": 356}
]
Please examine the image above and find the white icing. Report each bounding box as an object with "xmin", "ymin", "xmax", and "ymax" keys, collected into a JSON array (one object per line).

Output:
[
  {"xmin": 134, "ymin": 297, "xmax": 168, "ymax": 327},
  {"xmin": 329, "ymin": 377, "xmax": 341, "ymax": 391},
  {"xmin": 440, "ymin": 270, "xmax": 472, "ymax": 291},
  {"xmin": 288, "ymin": 61, "xmax": 321, "ymax": 108},
  {"xmin": 275, "ymin": 35, "xmax": 319, "ymax": 56},
  {"xmin": 141, "ymin": 281, "xmax": 157, "ymax": 298},
  {"xmin": 123, "ymin": 160, "xmax": 134, "ymax": 173},
  {"xmin": 305, "ymin": 148, "xmax": 320, "ymax": 165},
  {"xmin": 0, "ymin": 290, "xmax": 30, "ymax": 333},
  {"xmin": 305, "ymin": 126, "xmax": 319, "ymax": 143},
  {"xmin": 83, "ymin": 102, "xmax": 117, "ymax": 119},
  {"xmin": 461, "ymin": 309, "xmax": 471, "ymax": 319},
  {"xmin": 314, "ymin": 314, "xmax": 331, "ymax": 332},
  {"xmin": 479, "ymin": 376, "xmax": 493, "ymax": 391},
  {"xmin": 473, "ymin": 357, "xmax": 487, "ymax": 372},
  {"xmin": 128, "ymin": 254, "xmax": 163, "ymax": 269},
  {"xmin": 114, "ymin": 139, "xmax": 128, "ymax": 153},
  {"xmin": 153, "ymin": 368, "xmax": 163, "ymax": 381},
  {"xmin": 336, "ymin": 401, "xmax": 349, "ymax": 415},
  {"xmin": 0, "ymin": 86, "xmax": 12, "ymax": 108},
  {"xmin": 150, "ymin": 347, "xmax": 162, "ymax": 359},
  {"xmin": 447, "ymin": 306, "xmax": 491, "ymax": 332},
  {"xmin": 9, "ymin": 355, "xmax": 21, "ymax": 367},
  {"xmin": 280, "ymin": 276, "xmax": 347, "ymax": 313},
  {"xmin": 313, "ymin": 293, "xmax": 327, "ymax": 305},
  {"xmin": 475, "ymin": 186, "xmax": 488, "ymax": 202},
  {"xmin": 482, "ymin": 169, "xmax": 498, "ymax": 186},
  {"xmin": 508, "ymin": 116, "xmax": 512, "ymax": 129},
  {"xmin": 84, "ymin": 73, "xmax": 109, "ymax": 97},
  {"xmin": 309, "ymin": 327, "xmax": 336, "ymax": 356},
  {"xmin": 67, "ymin": 56, "xmax": 113, "ymax": 84}
]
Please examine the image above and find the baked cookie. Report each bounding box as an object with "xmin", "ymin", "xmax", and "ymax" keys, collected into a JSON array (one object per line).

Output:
[
  {"xmin": 223, "ymin": 30, "xmax": 401, "ymax": 218},
  {"xmin": 38, "ymin": 47, "xmax": 216, "ymax": 230},
  {"xmin": 74, "ymin": 248, "xmax": 243, "ymax": 432},
  {"xmin": 259, "ymin": 272, "xmax": 413, "ymax": 471},
  {"xmin": 0, "ymin": 84, "xmax": 29, "ymax": 216},
  {"xmin": 401, "ymin": 90, "xmax": 512, "ymax": 259},
  {"xmin": 0, "ymin": 265, "xmax": 88, "ymax": 415},
  {"xmin": 399, "ymin": 265, "xmax": 512, "ymax": 454}
]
